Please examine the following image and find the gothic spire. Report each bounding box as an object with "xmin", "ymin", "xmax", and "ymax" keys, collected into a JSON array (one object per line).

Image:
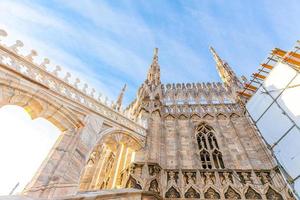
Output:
[
  {"xmin": 115, "ymin": 84, "xmax": 126, "ymax": 111},
  {"xmin": 209, "ymin": 46, "xmax": 240, "ymax": 87},
  {"xmin": 146, "ymin": 48, "xmax": 161, "ymax": 86}
]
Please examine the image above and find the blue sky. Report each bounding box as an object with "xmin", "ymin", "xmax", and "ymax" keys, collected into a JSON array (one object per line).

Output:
[
  {"xmin": 0, "ymin": 0, "xmax": 299, "ymax": 105},
  {"xmin": 0, "ymin": 0, "xmax": 300, "ymax": 195}
]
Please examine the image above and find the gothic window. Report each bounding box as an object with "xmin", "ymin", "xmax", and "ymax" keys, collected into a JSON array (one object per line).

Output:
[
  {"xmin": 212, "ymin": 150, "xmax": 225, "ymax": 169},
  {"xmin": 196, "ymin": 123, "xmax": 225, "ymax": 169},
  {"xmin": 200, "ymin": 150, "xmax": 212, "ymax": 169}
]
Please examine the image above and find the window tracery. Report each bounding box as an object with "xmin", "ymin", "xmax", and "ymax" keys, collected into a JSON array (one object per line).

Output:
[{"xmin": 196, "ymin": 123, "xmax": 224, "ymax": 169}]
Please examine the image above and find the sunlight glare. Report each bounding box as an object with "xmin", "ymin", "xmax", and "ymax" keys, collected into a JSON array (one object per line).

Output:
[{"xmin": 0, "ymin": 105, "xmax": 60, "ymax": 195}]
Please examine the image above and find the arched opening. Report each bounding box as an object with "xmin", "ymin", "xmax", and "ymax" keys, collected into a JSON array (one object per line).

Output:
[
  {"xmin": 0, "ymin": 105, "xmax": 60, "ymax": 195},
  {"xmin": 196, "ymin": 123, "xmax": 225, "ymax": 169},
  {"xmin": 79, "ymin": 130, "xmax": 142, "ymax": 191}
]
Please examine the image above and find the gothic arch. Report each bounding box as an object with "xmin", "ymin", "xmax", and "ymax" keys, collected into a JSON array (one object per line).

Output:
[
  {"xmin": 244, "ymin": 186, "xmax": 262, "ymax": 199},
  {"xmin": 165, "ymin": 114, "xmax": 175, "ymax": 120},
  {"xmin": 126, "ymin": 176, "xmax": 142, "ymax": 189},
  {"xmin": 224, "ymin": 186, "xmax": 241, "ymax": 199},
  {"xmin": 0, "ymin": 88, "xmax": 82, "ymax": 131},
  {"xmin": 204, "ymin": 187, "xmax": 220, "ymax": 199},
  {"xmin": 203, "ymin": 113, "xmax": 214, "ymax": 120},
  {"xmin": 216, "ymin": 113, "xmax": 227, "ymax": 120},
  {"xmin": 148, "ymin": 179, "xmax": 160, "ymax": 193},
  {"xmin": 230, "ymin": 113, "xmax": 240, "ymax": 119},
  {"xmin": 94, "ymin": 128, "xmax": 144, "ymax": 151},
  {"xmin": 195, "ymin": 123, "xmax": 225, "ymax": 169},
  {"xmin": 191, "ymin": 113, "xmax": 201, "ymax": 121},
  {"xmin": 179, "ymin": 114, "xmax": 188, "ymax": 120},
  {"xmin": 79, "ymin": 128, "xmax": 145, "ymax": 191},
  {"xmin": 265, "ymin": 187, "xmax": 283, "ymax": 200},
  {"xmin": 165, "ymin": 186, "xmax": 181, "ymax": 198},
  {"xmin": 184, "ymin": 187, "xmax": 200, "ymax": 198}
]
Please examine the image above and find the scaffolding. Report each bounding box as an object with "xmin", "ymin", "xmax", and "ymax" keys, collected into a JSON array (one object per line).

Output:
[{"xmin": 239, "ymin": 40, "xmax": 300, "ymax": 198}]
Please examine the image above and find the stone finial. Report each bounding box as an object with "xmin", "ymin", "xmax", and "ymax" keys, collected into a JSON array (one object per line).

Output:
[
  {"xmin": 90, "ymin": 88, "xmax": 95, "ymax": 97},
  {"xmin": 63, "ymin": 72, "xmax": 71, "ymax": 83},
  {"xmin": 40, "ymin": 58, "xmax": 50, "ymax": 70},
  {"xmin": 110, "ymin": 100, "xmax": 115, "ymax": 108},
  {"xmin": 25, "ymin": 50, "xmax": 38, "ymax": 62},
  {"xmin": 74, "ymin": 78, "xmax": 80, "ymax": 88},
  {"xmin": 0, "ymin": 29, "xmax": 7, "ymax": 41},
  {"xmin": 82, "ymin": 83, "xmax": 88, "ymax": 93},
  {"xmin": 53, "ymin": 65, "xmax": 61, "ymax": 76},
  {"xmin": 104, "ymin": 97, "xmax": 108, "ymax": 105},
  {"xmin": 97, "ymin": 93, "xmax": 102, "ymax": 101},
  {"xmin": 10, "ymin": 40, "xmax": 24, "ymax": 53}
]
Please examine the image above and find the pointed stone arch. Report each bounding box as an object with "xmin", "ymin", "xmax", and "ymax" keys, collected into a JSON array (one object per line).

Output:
[
  {"xmin": 79, "ymin": 128, "xmax": 145, "ymax": 191},
  {"xmin": 245, "ymin": 186, "xmax": 262, "ymax": 199},
  {"xmin": 204, "ymin": 187, "xmax": 220, "ymax": 199},
  {"xmin": 179, "ymin": 114, "xmax": 188, "ymax": 120},
  {"xmin": 216, "ymin": 113, "xmax": 227, "ymax": 120},
  {"xmin": 203, "ymin": 113, "xmax": 214, "ymax": 120},
  {"xmin": 165, "ymin": 114, "xmax": 175, "ymax": 120},
  {"xmin": 165, "ymin": 186, "xmax": 181, "ymax": 198},
  {"xmin": 126, "ymin": 176, "xmax": 142, "ymax": 190},
  {"xmin": 196, "ymin": 123, "xmax": 225, "ymax": 169},
  {"xmin": 184, "ymin": 187, "xmax": 200, "ymax": 198},
  {"xmin": 191, "ymin": 113, "xmax": 201, "ymax": 121},
  {"xmin": 230, "ymin": 113, "xmax": 240, "ymax": 119},
  {"xmin": 266, "ymin": 187, "xmax": 283, "ymax": 200},
  {"xmin": 0, "ymin": 91, "xmax": 82, "ymax": 131},
  {"xmin": 148, "ymin": 179, "xmax": 160, "ymax": 193},
  {"xmin": 224, "ymin": 186, "xmax": 241, "ymax": 199}
]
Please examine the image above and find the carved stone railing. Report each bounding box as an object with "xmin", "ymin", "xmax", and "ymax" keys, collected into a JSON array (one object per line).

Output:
[
  {"xmin": 163, "ymin": 103, "xmax": 242, "ymax": 118},
  {"xmin": 119, "ymin": 163, "xmax": 292, "ymax": 199},
  {"xmin": 0, "ymin": 30, "xmax": 146, "ymax": 136},
  {"xmin": 162, "ymin": 82, "xmax": 236, "ymax": 105}
]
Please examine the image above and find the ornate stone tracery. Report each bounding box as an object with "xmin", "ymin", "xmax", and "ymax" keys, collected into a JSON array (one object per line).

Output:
[{"xmin": 196, "ymin": 123, "xmax": 224, "ymax": 169}]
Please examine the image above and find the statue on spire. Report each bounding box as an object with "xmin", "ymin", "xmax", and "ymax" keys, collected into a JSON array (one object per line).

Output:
[
  {"xmin": 115, "ymin": 84, "xmax": 127, "ymax": 111},
  {"xmin": 209, "ymin": 46, "xmax": 242, "ymax": 89},
  {"xmin": 146, "ymin": 48, "xmax": 160, "ymax": 86}
]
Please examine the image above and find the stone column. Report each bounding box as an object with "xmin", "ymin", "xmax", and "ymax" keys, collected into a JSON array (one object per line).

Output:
[
  {"xmin": 23, "ymin": 114, "xmax": 103, "ymax": 199},
  {"xmin": 107, "ymin": 144, "xmax": 124, "ymax": 188}
]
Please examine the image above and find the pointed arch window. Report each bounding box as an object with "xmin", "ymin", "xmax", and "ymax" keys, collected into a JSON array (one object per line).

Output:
[{"xmin": 196, "ymin": 123, "xmax": 225, "ymax": 169}]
